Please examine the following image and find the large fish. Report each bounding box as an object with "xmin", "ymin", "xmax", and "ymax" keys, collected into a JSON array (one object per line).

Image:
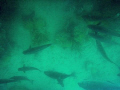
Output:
[
  {"xmin": 18, "ymin": 65, "xmax": 41, "ymax": 73},
  {"xmin": 96, "ymin": 40, "xmax": 119, "ymax": 67},
  {"xmin": 23, "ymin": 44, "xmax": 51, "ymax": 55},
  {"xmin": 44, "ymin": 71, "xmax": 74, "ymax": 87},
  {"xmin": 0, "ymin": 79, "xmax": 16, "ymax": 84},
  {"xmin": 88, "ymin": 25, "xmax": 120, "ymax": 37},
  {"xmin": 10, "ymin": 76, "xmax": 33, "ymax": 84},
  {"xmin": 78, "ymin": 81, "xmax": 120, "ymax": 90}
]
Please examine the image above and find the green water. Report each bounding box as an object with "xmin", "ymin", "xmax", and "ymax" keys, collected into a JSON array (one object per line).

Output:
[{"xmin": 0, "ymin": 0, "xmax": 120, "ymax": 90}]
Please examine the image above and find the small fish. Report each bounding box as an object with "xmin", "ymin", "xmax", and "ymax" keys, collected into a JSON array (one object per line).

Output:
[
  {"xmin": 18, "ymin": 65, "xmax": 41, "ymax": 73},
  {"xmin": 96, "ymin": 40, "xmax": 119, "ymax": 67},
  {"xmin": 78, "ymin": 81, "xmax": 120, "ymax": 90},
  {"xmin": 0, "ymin": 79, "xmax": 16, "ymax": 84},
  {"xmin": 44, "ymin": 70, "xmax": 74, "ymax": 87},
  {"xmin": 10, "ymin": 76, "xmax": 33, "ymax": 84},
  {"xmin": 88, "ymin": 25, "xmax": 120, "ymax": 37},
  {"xmin": 23, "ymin": 44, "xmax": 51, "ymax": 55}
]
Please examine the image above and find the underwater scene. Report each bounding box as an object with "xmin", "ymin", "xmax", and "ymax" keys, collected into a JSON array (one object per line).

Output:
[{"xmin": 0, "ymin": 0, "xmax": 120, "ymax": 90}]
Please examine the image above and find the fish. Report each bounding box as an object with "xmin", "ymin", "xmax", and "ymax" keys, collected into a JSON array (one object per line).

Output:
[
  {"xmin": 18, "ymin": 65, "xmax": 41, "ymax": 73},
  {"xmin": 89, "ymin": 32, "xmax": 120, "ymax": 45},
  {"xmin": 10, "ymin": 76, "xmax": 33, "ymax": 84},
  {"xmin": 96, "ymin": 40, "xmax": 119, "ymax": 67},
  {"xmin": 88, "ymin": 25, "xmax": 120, "ymax": 37},
  {"xmin": 23, "ymin": 44, "xmax": 51, "ymax": 55},
  {"xmin": 78, "ymin": 81, "xmax": 120, "ymax": 90},
  {"xmin": 0, "ymin": 79, "xmax": 16, "ymax": 84},
  {"xmin": 44, "ymin": 70, "xmax": 74, "ymax": 87}
]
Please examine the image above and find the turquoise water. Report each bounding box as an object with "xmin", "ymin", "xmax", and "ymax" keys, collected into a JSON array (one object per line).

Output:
[{"xmin": 0, "ymin": 0, "xmax": 120, "ymax": 90}]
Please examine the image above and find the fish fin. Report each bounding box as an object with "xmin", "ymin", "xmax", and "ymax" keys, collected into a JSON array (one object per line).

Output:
[{"xmin": 57, "ymin": 79, "xmax": 64, "ymax": 87}]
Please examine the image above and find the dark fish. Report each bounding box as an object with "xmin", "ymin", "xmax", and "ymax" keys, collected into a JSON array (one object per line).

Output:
[
  {"xmin": 23, "ymin": 44, "xmax": 51, "ymax": 55},
  {"xmin": 89, "ymin": 33, "xmax": 120, "ymax": 45},
  {"xmin": 96, "ymin": 40, "xmax": 119, "ymax": 67},
  {"xmin": 0, "ymin": 79, "xmax": 16, "ymax": 84},
  {"xmin": 44, "ymin": 71, "xmax": 74, "ymax": 87},
  {"xmin": 88, "ymin": 25, "xmax": 120, "ymax": 37},
  {"xmin": 78, "ymin": 81, "xmax": 120, "ymax": 90},
  {"xmin": 10, "ymin": 76, "xmax": 33, "ymax": 84},
  {"xmin": 18, "ymin": 65, "xmax": 41, "ymax": 73}
]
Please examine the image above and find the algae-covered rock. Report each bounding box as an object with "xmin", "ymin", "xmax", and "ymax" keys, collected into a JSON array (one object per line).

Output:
[
  {"xmin": 31, "ymin": 31, "xmax": 49, "ymax": 46},
  {"xmin": 55, "ymin": 32, "xmax": 73, "ymax": 49},
  {"xmin": 0, "ymin": 26, "xmax": 13, "ymax": 62},
  {"xmin": 22, "ymin": 11, "xmax": 49, "ymax": 46},
  {"xmin": 74, "ymin": 25, "xmax": 89, "ymax": 44},
  {"xmin": 54, "ymin": 20, "xmax": 89, "ymax": 50}
]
